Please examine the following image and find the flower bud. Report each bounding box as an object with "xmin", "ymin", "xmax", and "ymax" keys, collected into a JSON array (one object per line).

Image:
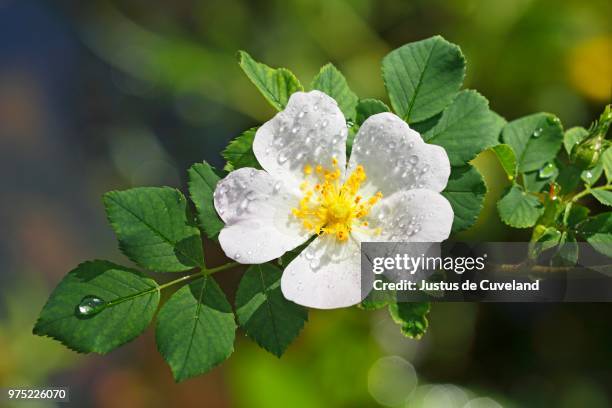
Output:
[{"xmin": 571, "ymin": 135, "xmax": 604, "ymax": 169}]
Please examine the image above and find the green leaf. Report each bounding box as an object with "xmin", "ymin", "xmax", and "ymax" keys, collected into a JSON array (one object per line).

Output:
[
  {"xmin": 311, "ymin": 63, "xmax": 358, "ymax": 119},
  {"xmin": 156, "ymin": 276, "xmax": 236, "ymax": 382},
  {"xmin": 490, "ymin": 144, "xmax": 517, "ymax": 179},
  {"xmin": 591, "ymin": 189, "xmax": 612, "ymax": 206},
  {"xmin": 566, "ymin": 204, "xmax": 589, "ymax": 228},
  {"xmin": 235, "ymin": 264, "xmax": 307, "ymax": 357},
  {"xmin": 104, "ymin": 187, "xmax": 204, "ymax": 272},
  {"xmin": 582, "ymin": 160, "xmax": 604, "ymax": 185},
  {"xmin": 577, "ymin": 213, "xmax": 612, "ymax": 257},
  {"xmin": 523, "ymin": 162, "xmax": 558, "ymax": 193},
  {"xmin": 222, "ymin": 127, "xmax": 261, "ymax": 172},
  {"xmin": 489, "ymin": 110, "xmax": 508, "ymax": 132},
  {"xmin": 237, "ymin": 50, "xmax": 303, "ymax": 111},
  {"xmin": 556, "ymin": 159, "xmax": 582, "ymax": 194},
  {"xmin": 33, "ymin": 260, "xmax": 159, "ymax": 354},
  {"xmin": 552, "ymin": 232, "xmax": 579, "ymax": 267},
  {"xmin": 502, "ymin": 113, "xmax": 563, "ymax": 173},
  {"xmin": 602, "ymin": 148, "xmax": 612, "ymax": 180},
  {"xmin": 382, "ymin": 35, "xmax": 465, "ymax": 123},
  {"xmin": 388, "ymin": 302, "xmax": 430, "ymax": 339},
  {"xmin": 423, "ymin": 90, "xmax": 500, "ymax": 166},
  {"xmin": 564, "ymin": 126, "xmax": 588, "ymax": 155},
  {"xmin": 497, "ymin": 184, "xmax": 544, "ymax": 228},
  {"xmin": 359, "ymin": 280, "xmax": 396, "ymax": 311},
  {"xmin": 355, "ymin": 98, "xmax": 389, "ymax": 126},
  {"xmin": 188, "ymin": 162, "xmax": 225, "ymax": 239},
  {"xmin": 410, "ymin": 112, "xmax": 442, "ymax": 134},
  {"xmin": 441, "ymin": 165, "xmax": 486, "ymax": 232}
]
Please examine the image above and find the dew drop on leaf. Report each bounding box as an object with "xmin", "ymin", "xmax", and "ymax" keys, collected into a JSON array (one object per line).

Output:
[
  {"xmin": 538, "ymin": 162, "xmax": 556, "ymax": 179},
  {"xmin": 76, "ymin": 296, "xmax": 106, "ymax": 317},
  {"xmin": 532, "ymin": 127, "xmax": 543, "ymax": 138}
]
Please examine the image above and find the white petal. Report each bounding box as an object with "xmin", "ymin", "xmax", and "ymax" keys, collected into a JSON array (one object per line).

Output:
[
  {"xmin": 348, "ymin": 112, "xmax": 450, "ymax": 196},
  {"xmin": 253, "ymin": 90, "xmax": 348, "ymax": 191},
  {"xmin": 358, "ymin": 189, "xmax": 453, "ymax": 242},
  {"xmin": 214, "ymin": 167, "xmax": 310, "ymax": 263},
  {"xmin": 281, "ymin": 235, "xmax": 372, "ymax": 309}
]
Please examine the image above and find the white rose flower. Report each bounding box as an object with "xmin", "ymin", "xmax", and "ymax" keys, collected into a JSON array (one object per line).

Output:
[{"xmin": 214, "ymin": 90, "xmax": 453, "ymax": 309}]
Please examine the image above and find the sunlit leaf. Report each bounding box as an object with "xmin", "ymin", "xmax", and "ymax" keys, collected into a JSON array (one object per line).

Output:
[
  {"xmin": 238, "ymin": 50, "xmax": 303, "ymax": 111},
  {"xmin": 104, "ymin": 187, "xmax": 204, "ymax": 272},
  {"xmin": 156, "ymin": 276, "xmax": 236, "ymax": 382},
  {"xmin": 33, "ymin": 261, "xmax": 159, "ymax": 354},
  {"xmin": 497, "ymin": 184, "xmax": 544, "ymax": 228},
  {"xmin": 311, "ymin": 63, "xmax": 358, "ymax": 119},
  {"xmin": 502, "ymin": 113, "xmax": 563, "ymax": 173},
  {"xmin": 442, "ymin": 165, "xmax": 486, "ymax": 232},
  {"xmin": 235, "ymin": 264, "xmax": 307, "ymax": 357},
  {"xmin": 382, "ymin": 35, "xmax": 465, "ymax": 123}
]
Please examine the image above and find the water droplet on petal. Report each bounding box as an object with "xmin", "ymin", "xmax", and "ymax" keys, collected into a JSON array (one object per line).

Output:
[
  {"xmin": 76, "ymin": 296, "xmax": 106, "ymax": 317},
  {"xmin": 291, "ymin": 126, "xmax": 300, "ymax": 135},
  {"xmin": 321, "ymin": 119, "xmax": 329, "ymax": 128},
  {"xmin": 235, "ymin": 253, "xmax": 241, "ymax": 260},
  {"xmin": 309, "ymin": 258, "xmax": 321, "ymax": 270},
  {"xmin": 246, "ymin": 191, "xmax": 257, "ymax": 201},
  {"xmin": 277, "ymin": 151, "xmax": 289, "ymax": 164},
  {"xmin": 273, "ymin": 181, "xmax": 282, "ymax": 194},
  {"xmin": 409, "ymin": 155, "xmax": 419, "ymax": 165},
  {"xmin": 239, "ymin": 199, "xmax": 249, "ymax": 211}
]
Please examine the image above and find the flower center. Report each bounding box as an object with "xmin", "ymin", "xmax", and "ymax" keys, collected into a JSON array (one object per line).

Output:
[{"xmin": 291, "ymin": 158, "xmax": 383, "ymax": 242}]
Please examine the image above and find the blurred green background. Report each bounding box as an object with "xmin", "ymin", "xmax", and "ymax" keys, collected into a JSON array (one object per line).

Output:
[{"xmin": 0, "ymin": 0, "xmax": 611, "ymax": 407}]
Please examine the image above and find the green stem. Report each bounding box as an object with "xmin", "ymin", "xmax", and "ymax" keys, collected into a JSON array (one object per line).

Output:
[
  {"xmin": 204, "ymin": 262, "xmax": 241, "ymax": 275},
  {"xmin": 571, "ymin": 184, "xmax": 612, "ymax": 203},
  {"xmin": 102, "ymin": 262, "xmax": 240, "ymax": 309},
  {"xmin": 157, "ymin": 273, "xmax": 201, "ymax": 291}
]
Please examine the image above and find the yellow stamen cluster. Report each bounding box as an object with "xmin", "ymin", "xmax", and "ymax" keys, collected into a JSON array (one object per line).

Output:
[{"xmin": 291, "ymin": 159, "xmax": 383, "ymax": 242}]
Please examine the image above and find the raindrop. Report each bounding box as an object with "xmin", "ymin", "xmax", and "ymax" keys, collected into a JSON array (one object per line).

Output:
[
  {"xmin": 295, "ymin": 152, "xmax": 305, "ymax": 161},
  {"xmin": 313, "ymin": 104, "xmax": 319, "ymax": 111},
  {"xmin": 388, "ymin": 141, "xmax": 396, "ymax": 150},
  {"xmin": 408, "ymin": 142, "xmax": 414, "ymax": 149},
  {"xmin": 277, "ymin": 151, "xmax": 289, "ymax": 164},
  {"xmin": 235, "ymin": 253, "xmax": 241, "ymax": 260},
  {"xmin": 346, "ymin": 119, "xmax": 354, "ymax": 128},
  {"xmin": 532, "ymin": 127, "xmax": 543, "ymax": 138},
  {"xmin": 298, "ymin": 110, "xmax": 307, "ymax": 119},
  {"xmin": 304, "ymin": 247, "xmax": 315, "ymax": 260},
  {"xmin": 76, "ymin": 296, "xmax": 106, "ymax": 317},
  {"xmin": 273, "ymin": 181, "xmax": 282, "ymax": 194},
  {"xmin": 246, "ymin": 191, "xmax": 257, "ymax": 201},
  {"xmin": 291, "ymin": 126, "xmax": 300, "ymax": 135},
  {"xmin": 239, "ymin": 199, "xmax": 249, "ymax": 211},
  {"xmin": 538, "ymin": 162, "xmax": 556, "ymax": 179},
  {"xmin": 309, "ymin": 258, "xmax": 321, "ymax": 270},
  {"xmin": 584, "ymin": 170, "xmax": 593, "ymax": 180},
  {"xmin": 408, "ymin": 155, "xmax": 419, "ymax": 165},
  {"xmin": 321, "ymin": 119, "xmax": 329, "ymax": 128},
  {"xmin": 331, "ymin": 136, "xmax": 339, "ymax": 145}
]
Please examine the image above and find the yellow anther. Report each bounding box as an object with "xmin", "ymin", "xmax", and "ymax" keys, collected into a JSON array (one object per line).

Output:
[{"xmin": 290, "ymin": 159, "xmax": 384, "ymax": 243}]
